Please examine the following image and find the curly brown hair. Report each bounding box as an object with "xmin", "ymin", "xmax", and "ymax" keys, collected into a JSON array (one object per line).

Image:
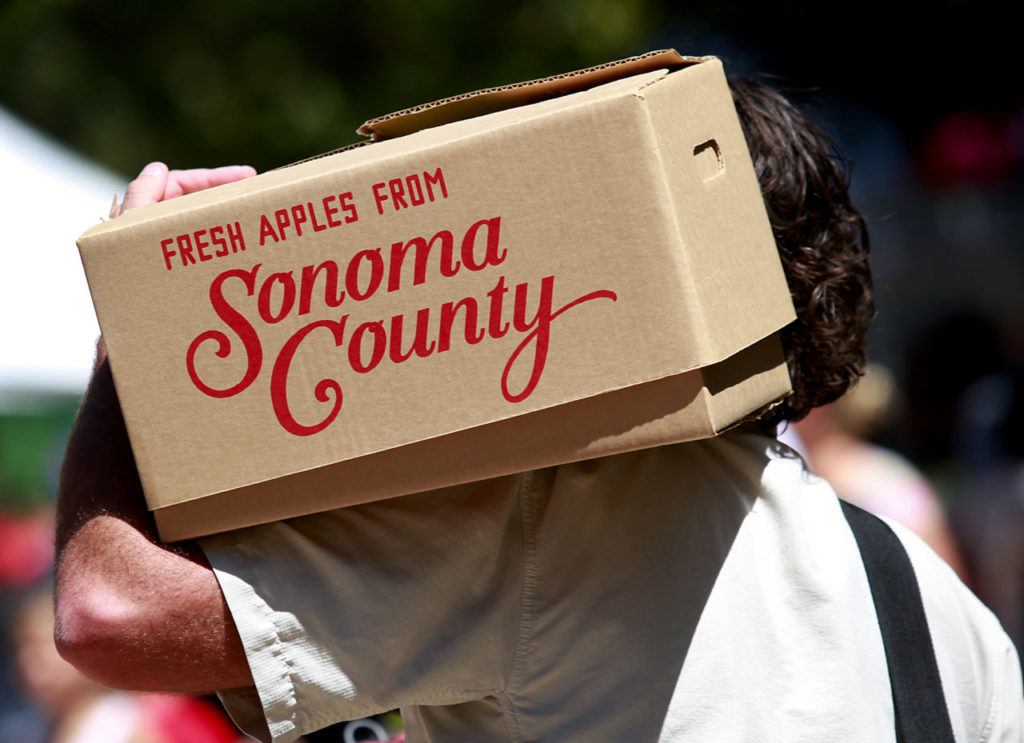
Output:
[{"xmin": 729, "ymin": 78, "xmax": 875, "ymax": 425}]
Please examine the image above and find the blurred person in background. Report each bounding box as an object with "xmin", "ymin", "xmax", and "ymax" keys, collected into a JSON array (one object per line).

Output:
[
  {"xmin": 0, "ymin": 507, "xmax": 56, "ymax": 739},
  {"xmin": 949, "ymin": 313, "xmax": 1024, "ymax": 669},
  {"xmin": 788, "ymin": 363, "xmax": 969, "ymax": 581}
]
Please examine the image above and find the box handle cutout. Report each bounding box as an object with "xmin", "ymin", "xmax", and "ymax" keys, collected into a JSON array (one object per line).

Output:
[{"xmin": 693, "ymin": 139, "xmax": 723, "ymax": 181}]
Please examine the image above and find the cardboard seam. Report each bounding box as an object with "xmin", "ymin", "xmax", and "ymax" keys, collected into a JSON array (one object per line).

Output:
[
  {"xmin": 631, "ymin": 73, "xmax": 670, "ymax": 99},
  {"xmin": 634, "ymin": 76, "xmax": 716, "ymax": 365}
]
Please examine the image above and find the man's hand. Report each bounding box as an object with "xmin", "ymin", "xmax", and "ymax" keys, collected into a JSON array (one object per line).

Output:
[
  {"xmin": 54, "ymin": 162, "xmax": 257, "ymax": 693},
  {"xmin": 113, "ymin": 161, "xmax": 257, "ymax": 215}
]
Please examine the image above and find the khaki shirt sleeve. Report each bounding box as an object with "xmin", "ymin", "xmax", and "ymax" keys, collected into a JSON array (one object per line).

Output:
[{"xmin": 200, "ymin": 473, "xmax": 527, "ymax": 743}]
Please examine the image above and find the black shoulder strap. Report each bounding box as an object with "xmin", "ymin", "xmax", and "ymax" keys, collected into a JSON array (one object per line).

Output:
[{"xmin": 840, "ymin": 500, "xmax": 957, "ymax": 743}]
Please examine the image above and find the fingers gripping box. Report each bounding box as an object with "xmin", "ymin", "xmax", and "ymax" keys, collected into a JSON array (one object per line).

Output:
[{"xmin": 77, "ymin": 50, "xmax": 796, "ymax": 540}]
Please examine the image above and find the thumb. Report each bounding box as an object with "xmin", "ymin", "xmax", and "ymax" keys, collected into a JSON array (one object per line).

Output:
[{"xmin": 116, "ymin": 162, "xmax": 170, "ymax": 216}]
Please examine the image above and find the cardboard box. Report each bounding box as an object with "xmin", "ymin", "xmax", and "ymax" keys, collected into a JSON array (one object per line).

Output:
[{"xmin": 77, "ymin": 50, "xmax": 796, "ymax": 541}]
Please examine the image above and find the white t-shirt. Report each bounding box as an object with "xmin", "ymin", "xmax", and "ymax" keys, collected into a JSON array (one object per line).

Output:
[{"xmin": 199, "ymin": 431, "xmax": 1023, "ymax": 742}]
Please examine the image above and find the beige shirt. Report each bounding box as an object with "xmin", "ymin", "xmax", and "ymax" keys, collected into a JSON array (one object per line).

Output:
[{"xmin": 200, "ymin": 431, "xmax": 1023, "ymax": 742}]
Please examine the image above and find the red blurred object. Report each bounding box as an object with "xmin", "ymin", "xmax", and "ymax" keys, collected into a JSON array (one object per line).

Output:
[
  {"xmin": 919, "ymin": 110, "xmax": 1021, "ymax": 187},
  {"xmin": 0, "ymin": 510, "xmax": 54, "ymax": 587},
  {"xmin": 142, "ymin": 694, "xmax": 242, "ymax": 743}
]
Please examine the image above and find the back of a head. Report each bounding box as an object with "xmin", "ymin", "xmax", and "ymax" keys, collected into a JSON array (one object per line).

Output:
[{"xmin": 729, "ymin": 78, "xmax": 875, "ymax": 426}]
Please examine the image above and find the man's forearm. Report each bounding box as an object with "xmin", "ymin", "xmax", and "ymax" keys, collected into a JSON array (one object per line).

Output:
[
  {"xmin": 55, "ymin": 344, "xmax": 158, "ymax": 551},
  {"xmin": 54, "ymin": 352, "xmax": 254, "ymax": 692}
]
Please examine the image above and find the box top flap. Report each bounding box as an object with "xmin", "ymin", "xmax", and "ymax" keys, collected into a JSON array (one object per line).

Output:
[{"xmin": 357, "ymin": 48, "xmax": 702, "ymax": 141}]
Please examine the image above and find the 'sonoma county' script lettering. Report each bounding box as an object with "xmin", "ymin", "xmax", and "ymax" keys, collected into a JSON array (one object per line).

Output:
[{"xmin": 185, "ymin": 216, "xmax": 617, "ymax": 436}]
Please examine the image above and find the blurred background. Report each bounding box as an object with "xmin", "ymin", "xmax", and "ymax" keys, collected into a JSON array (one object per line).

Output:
[{"xmin": 1, "ymin": 1, "xmax": 1022, "ymax": 740}]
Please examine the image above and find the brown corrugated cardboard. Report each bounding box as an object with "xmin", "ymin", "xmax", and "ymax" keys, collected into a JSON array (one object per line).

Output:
[{"xmin": 77, "ymin": 51, "xmax": 796, "ymax": 541}]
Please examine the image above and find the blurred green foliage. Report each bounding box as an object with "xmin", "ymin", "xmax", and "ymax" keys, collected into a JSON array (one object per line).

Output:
[
  {"xmin": 1, "ymin": 0, "xmax": 1018, "ymax": 177},
  {"xmin": 2, "ymin": 0, "xmax": 1020, "ymax": 181},
  {"xmin": 0, "ymin": 0, "xmax": 664, "ymax": 175},
  {"xmin": 0, "ymin": 399, "xmax": 79, "ymax": 512}
]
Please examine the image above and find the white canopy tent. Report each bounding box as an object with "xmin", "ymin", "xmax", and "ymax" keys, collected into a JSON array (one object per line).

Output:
[{"xmin": 0, "ymin": 106, "xmax": 127, "ymax": 406}]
